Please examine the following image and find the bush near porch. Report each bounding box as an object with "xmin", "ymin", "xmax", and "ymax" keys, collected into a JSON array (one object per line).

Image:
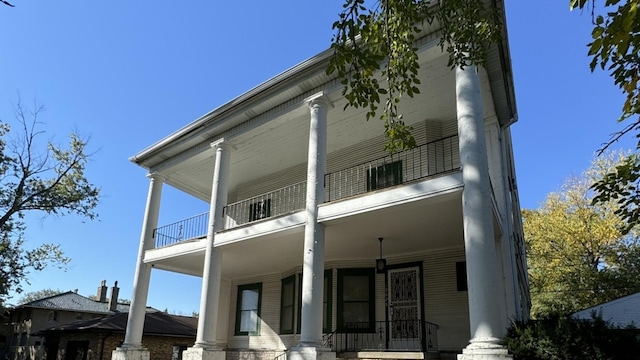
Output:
[{"xmin": 503, "ymin": 314, "xmax": 640, "ymax": 359}]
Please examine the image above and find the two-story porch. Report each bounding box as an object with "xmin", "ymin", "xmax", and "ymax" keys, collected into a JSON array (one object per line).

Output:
[{"xmin": 114, "ymin": 13, "xmax": 528, "ymax": 360}]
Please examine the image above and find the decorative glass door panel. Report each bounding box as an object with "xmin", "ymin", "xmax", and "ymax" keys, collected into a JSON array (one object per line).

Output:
[{"xmin": 388, "ymin": 266, "xmax": 421, "ymax": 350}]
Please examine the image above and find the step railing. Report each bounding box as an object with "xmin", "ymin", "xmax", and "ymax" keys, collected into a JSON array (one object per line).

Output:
[{"xmin": 329, "ymin": 320, "xmax": 439, "ymax": 353}]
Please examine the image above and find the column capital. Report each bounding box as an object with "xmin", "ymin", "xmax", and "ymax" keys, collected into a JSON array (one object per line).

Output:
[
  {"xmin": 146, "ymin": 172, "xmax": 165, "ymax": 182},
  {"xmin": 210, "ymin": 138, "xmax": 237, "ymax": 151},
  {"xmin": 305, "ymin": 92, "xmax": 333, "ymax": 109}
]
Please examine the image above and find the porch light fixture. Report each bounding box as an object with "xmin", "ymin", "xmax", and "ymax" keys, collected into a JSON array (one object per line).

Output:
[{"xmin": 376, "ymin": 237, "xmax": 387, "ymax": 273}]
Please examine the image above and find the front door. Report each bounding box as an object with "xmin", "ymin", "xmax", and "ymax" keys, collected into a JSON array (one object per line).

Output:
[{"xmin": 387, "ymin": 266, "xmax": 422, "ymax": 350}]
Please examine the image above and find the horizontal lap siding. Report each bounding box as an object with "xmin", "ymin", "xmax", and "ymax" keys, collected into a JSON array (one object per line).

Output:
[
  {"xmin": 222, "ymin": 249, "xmax": 469, "ymax": 352},
  {"xmin": 234, "ymin": 120, "xmax": 459, "ymax": 201}
]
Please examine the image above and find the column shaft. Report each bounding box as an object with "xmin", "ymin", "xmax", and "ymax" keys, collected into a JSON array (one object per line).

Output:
[
  {"xmin": 455, "ymin": 64, "xmax": 504, "ymax": 349},
  {"xmin": 299, "ymin": 94, "xmax": 330, "ymax": 347},
  {"xmin": 122, "ymin": 173, "xmax": 163, "ymax": 347},
  {"xmin": 195, "ymin": 140, "xmax": 233, "ymax": 348}
]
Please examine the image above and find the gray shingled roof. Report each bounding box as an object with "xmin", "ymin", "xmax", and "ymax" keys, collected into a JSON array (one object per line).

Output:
[
  {"xmin": 19, "ymin": 291, "xmax": 131, "ymax": 314},
  {"xmin": 38, "ymin": 311, "xmax": 197, "ymax": 338}
]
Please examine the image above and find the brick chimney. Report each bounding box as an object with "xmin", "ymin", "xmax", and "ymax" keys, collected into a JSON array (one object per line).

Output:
[
  {"xmin": 108, "ymin": 281, "xmax": 119, "ymax": 311},
  {"xmin": 96, "ymin": 280, "xmax": 108, "ymax": 302}
]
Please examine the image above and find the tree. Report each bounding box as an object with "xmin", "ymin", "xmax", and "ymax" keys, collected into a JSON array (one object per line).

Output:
[
  {"xmin": 523, "ymin": 152, "xmax": 640, "ymax": 318},
  {"xmin": 327, "ymin": 0, "xmax": 501, "ymax": 153},
  {"xmin": 0, "ymin": 99, "xmax": 100, "ymax": 309},
  {"xmin": 17, "ymin": 288, "xmax": 63, "ymax": 304},
  {"xmin": 328, "ymin": 0, "xmax": 640, "ymax": 232},
  {"xmin": 573, "ymin": 0, "xmax": 640, "ymax": 234}
]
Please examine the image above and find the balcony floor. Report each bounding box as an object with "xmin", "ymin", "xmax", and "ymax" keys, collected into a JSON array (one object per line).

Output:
[{"xmin": 145, "ymin": 171, "xmax": 465, "ymax": 279}]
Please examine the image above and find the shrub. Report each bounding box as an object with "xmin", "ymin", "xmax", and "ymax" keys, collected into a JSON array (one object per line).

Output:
[{"xmin": 503, "ymin": 314, "xmax": 640, "ymax": 359}]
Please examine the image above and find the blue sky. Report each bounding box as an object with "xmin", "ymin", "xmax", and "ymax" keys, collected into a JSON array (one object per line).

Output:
[{"xmin": 0, "ymin": 1, "xmax": 635, "ymax": 314}]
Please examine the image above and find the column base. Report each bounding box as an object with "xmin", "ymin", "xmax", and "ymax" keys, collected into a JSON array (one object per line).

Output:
[
  {"xmin": 457, "ymin": 343, "xmax": 512, "ymax": 360},
  {"xmin": 112, "ymin": 346, "xmax": 150, "ymax": 360},
  {"xmin": 288, "ymin": 346, "xmax": 336, "ymax": 360},
  {"xmin": 183, "ymin": 346, "xmax": 226, "ymax": 360}
]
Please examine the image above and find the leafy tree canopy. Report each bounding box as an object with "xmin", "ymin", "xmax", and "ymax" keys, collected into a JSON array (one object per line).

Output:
[
  {"xmin": 328, "ymin": 0, "xmax": 501, "ymax": 153},
  {"xmin": 0, "ymin": 98, "xmax": 100, "ymax": 309},
  {"xmin": 329, "ymin": 0, "xmax": 640, "ymax": 232},
  {"xmin": 524, "ymin": 151, "xmax": 640, "ymax": 318}
]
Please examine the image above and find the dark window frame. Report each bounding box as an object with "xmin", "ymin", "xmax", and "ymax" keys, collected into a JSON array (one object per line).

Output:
[
  {"xmin": 280, "ymin": 275, "xmax": 296, "ymax": 334},
  {"xmin": 235, "ymin": 282, "xmax": 262, "ymax": 336},
  {"xmin": 249, "ymin": 199, "xmax": 271, "ymax": 222},
  {"xmin": 337, "ymin": 268, "xmax": 376, "ymax": 333},
  {"xmin": 456, "ymin": 261, "xmax": 468, "ymax": 291},
  {"xmin": 367, "ymin": 160, "xmax": 403, "ymax": 191},
  {"xmin": 296, "ymin": 270, "xmax": 333, "ymax": 334}
]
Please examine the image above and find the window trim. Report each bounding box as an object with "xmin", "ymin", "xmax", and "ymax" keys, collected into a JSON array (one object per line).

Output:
[
  {"xmin": 367, "ymin": 160, "xmax": 403, "ymax": 191},
  {"xmin": 280, "ymin": 275, "xmax": 296, "ymax": 334},
  {"xmin": 235, "ymin": 282, "xmax": 262, "ymax": 336},
  {"xmin": 296, "ymin": 270, "xmax": 334, "ymax": 334},
  {"xmin": 337, "ymin": 268, "xmax": 375, "ymax": 333},
  {"xmin": 249, "ymin": 199, "xmax": 271, "ymax": 222}
]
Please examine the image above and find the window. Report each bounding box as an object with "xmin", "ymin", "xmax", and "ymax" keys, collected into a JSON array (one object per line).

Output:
[
  {"xmin": 337, "ymin": 268, "xmax": 375, "ymax": 332},
  {"xmin": 323, "ymin": 270, "xmax": 333, "ymax": 332},
  {"xmin": 296, "ymin": 270, "xmax": 333, "ymax": 333},
  {"xmin": 249, "ymin": 199, "xmax": 271, "ymax": 222},
  {"xmin": 456, "ymin": 261, "xmax": 468, "ymax": 291},
  {"xmin": 280, "ymin": 275, "xmax": 295, "ymax": 334},
  {"xmin": 235, "ymin": 283, "xmax": 262, "ymax": 335},
  {"xmin": 367, "ymin": 161, "xmax": 403, "ymax": 191},
  {"xmin": 47, "ymin": 311, "xmax": 58, "ymax": 322}
]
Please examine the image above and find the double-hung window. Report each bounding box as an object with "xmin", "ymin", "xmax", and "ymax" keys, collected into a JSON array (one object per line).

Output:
[
  {"xmin": 235, "ymin": 283, "xmax": 262, "ymax": 335},
  {"xmin": 294, "ymin": 270, "xmax": 333, "ymax": 334},
  {"xmin": 280, "ymin": 275, "xmax": 296, "ymax": 334},
  {"xmin": 367, "ymin": 161, "xmax": 403, "ymax": 191},
  {"xmin": 337, "ymin": 268, "xmax": 375, "ymax": 332},
  {"xmin": 249, "ymin": 199, "xmax": 271, "ymax": 222}
]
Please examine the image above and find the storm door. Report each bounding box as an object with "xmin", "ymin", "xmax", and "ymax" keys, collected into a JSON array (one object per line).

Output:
[{"xmin": 387, "ymin": 266, "xmax": 422, "ymax": 350}]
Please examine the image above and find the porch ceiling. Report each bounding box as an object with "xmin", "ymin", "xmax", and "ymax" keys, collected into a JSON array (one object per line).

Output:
[
  {"xmin": 148, "ymin": 47, "xmax": 466, "ymax": 202},
  {"xmin": 146, "ymin": 189, "xmax": 463, "ymax": 279}
]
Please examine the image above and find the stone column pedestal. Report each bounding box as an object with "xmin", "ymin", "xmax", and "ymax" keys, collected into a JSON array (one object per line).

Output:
[
  {"xmin": 112, "ymin": 347, "xmax": 150, "ymax": 360},
  {"xmin": 288, "ymin": 346, "xmax": 336, "ymax": 360},
  {"xmin": 183, "ymin": 347, "xmax": 226, "ymax": 360}
]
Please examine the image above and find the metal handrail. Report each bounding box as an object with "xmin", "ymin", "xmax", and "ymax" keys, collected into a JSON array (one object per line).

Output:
[
  {"xmin": 151, "ymin": 135, "xmax": 460, "ymax": 248},
  {"xmin": 329, "ymin": 320, "xmax": 439, "ymax": 353},
  {"xmin": 325, "ymin": 135, "xmax": 459, "ymax": 201}
]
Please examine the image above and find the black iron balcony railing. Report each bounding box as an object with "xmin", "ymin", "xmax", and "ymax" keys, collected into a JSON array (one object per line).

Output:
[
  {"xmin": 152, "ymin": 135, "xmax": 459, "ymax": 248},
  {"xmin": 223, "ymin": 181, "xmax": 307, "ymax": 229},
  {"xmin": 324, "ymin": 320, "xmax": 439, "ymax": 353},
  {"xmin": 154, "ymin": 212, "xmax": 209, "ymax": 248},
  {"xmin": 325, "ymin": 135, "xmax": 459, "ymax": 201}
]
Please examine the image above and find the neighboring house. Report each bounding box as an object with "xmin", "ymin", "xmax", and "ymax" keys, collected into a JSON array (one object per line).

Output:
[
  {"xmin": 572, "ymin": 292, "xmax": 640, "ymax": 328},
  {"xmin": 4, "ymin": 281, "xmax": 129, "ymax": 360},
  {"xmin": 37, "ymin": 311, "xmax": 197, "ymax": 360},
  {"xmin": 113, "ymin": 4, "xmax": 529, "ymax": 360}
]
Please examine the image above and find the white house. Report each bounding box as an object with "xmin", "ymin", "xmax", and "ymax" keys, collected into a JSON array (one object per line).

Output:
[
  {"xmin": 112, "ymin": 4, "xmax": 529, "ymax": 360},
  {"xmin": 572, "ymin": 292, "xmax": 640, "ymax": 328}
]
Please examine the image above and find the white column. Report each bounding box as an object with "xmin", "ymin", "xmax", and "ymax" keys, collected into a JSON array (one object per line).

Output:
[
  {"xmin": 184, "ymin": 139, "xmax": 233, "ymax": 360},
  {"xmin": 113, "ymin": 173, "xmax": 163, "ymax": 360},
  {"xmin": 455, "ymin": 65, "xmax": 511, "ymax": 360},
  {"xmin": 290, "ymin": 93, "xmax": 335, "ymax": 360}
]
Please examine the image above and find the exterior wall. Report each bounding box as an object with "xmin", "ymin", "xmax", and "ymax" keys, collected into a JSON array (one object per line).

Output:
[
  {"xmin": 51, "ymin": 333, "xmax": 194, "ymax": 360},
  {"xmin": 222, "ymin": 248, "xmax": 469, "ymax": 353},
  {"xmin": 8, "ymin": 309, "xmax": 105, "ymax": 360},
  {"xmin": 232, "ymin": 119, "xmax": 459, "ymax": 202}
]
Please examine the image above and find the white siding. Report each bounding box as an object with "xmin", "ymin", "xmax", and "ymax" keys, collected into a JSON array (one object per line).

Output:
[{"xmin": 220, "ymin": 248, "xmax": 470, "ymax": 352}]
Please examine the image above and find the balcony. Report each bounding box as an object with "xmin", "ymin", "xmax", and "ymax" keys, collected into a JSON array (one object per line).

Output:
[{"xmin": 153, "ymin": 135, "xmax": 459, "ymax": 248}]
